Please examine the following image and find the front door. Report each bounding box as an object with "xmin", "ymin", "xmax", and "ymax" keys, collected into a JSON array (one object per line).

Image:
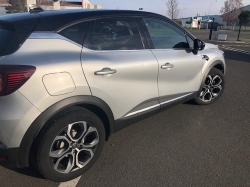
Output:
[
  {"xmin": 81, "ymin": 17, "xmax": 159, "ymax": 120},
  {"xmin": 142, "ymin": 17, "xmax": 203, "ymax": 104}
]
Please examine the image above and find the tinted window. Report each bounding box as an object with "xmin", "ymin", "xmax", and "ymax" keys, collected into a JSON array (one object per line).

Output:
[
  {"xmin": 0, "ymin": 29, "xmax": 15, "ymax": 55},
  {"xmin": 59, "ymin": 22, "xmax": 88, "ymax": 45},
  {"xmin": 0, "ymin": 23, "xmax": 15, "ymax": 55},
  {"xmin": 186, "ymin": 35, "xmax": 194, "ymax": 48},
  {"xmin": 143, "ymin": 18, "xmax": 189, "ymax": 49},
  {"xmin": 84, "ymin": 17, "xmax": 143, "ymax": 50}
]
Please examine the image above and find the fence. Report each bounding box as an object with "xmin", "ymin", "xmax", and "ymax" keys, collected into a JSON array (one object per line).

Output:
[{"xmin": 218, "ymin": 25, "xmax": 250, "ymax": 30}]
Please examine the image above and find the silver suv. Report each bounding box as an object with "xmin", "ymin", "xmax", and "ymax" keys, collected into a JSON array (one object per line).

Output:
[{"xmin": 0, "ymin": 10, "xmax": 225, "ymax": 182}]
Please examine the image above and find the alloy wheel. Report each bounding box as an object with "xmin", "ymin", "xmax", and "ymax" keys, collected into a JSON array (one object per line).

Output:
[
  {"xmin": 49, "ymin": 121, "xmax": 99, "ymax": 174},
  {"xmin": 199, "ymin": 74, "xmax": 223, "ymax": 102}
]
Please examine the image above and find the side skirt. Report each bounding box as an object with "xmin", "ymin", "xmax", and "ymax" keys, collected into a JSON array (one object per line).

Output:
[{"xmin": 114, "ymin": 92, "xmax": 197, "ymax": 132}]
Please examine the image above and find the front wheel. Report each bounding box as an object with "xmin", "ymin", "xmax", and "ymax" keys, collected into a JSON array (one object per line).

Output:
[
  {"xmin": 194, "ymin": 68, "xmax": 225, "ymax": 105},
  {"xmin": 35, "ymin": 107, "xmax": 105, "ymax": 182}
]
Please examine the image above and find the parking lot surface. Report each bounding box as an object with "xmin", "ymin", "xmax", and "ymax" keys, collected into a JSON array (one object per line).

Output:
[{"xmin": 1, "ymin": 46, "xmax": 250, "ymax": 187}]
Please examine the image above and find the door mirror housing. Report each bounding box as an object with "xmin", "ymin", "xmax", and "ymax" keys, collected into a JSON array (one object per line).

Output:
[{"xmin": 193, "ymin": 39, "xmax": 205, "ymax": 52}]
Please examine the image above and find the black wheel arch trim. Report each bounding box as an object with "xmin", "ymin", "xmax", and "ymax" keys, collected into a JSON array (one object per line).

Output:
[
  {"xmin": 17, "ymin": 95, "xmax": 114, "ymax": 168},
  {"xmin": 198, "ymin": 60, "xmax": 225, "ymax": 94}
]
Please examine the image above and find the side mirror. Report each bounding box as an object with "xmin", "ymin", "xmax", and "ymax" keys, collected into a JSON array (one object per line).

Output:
[{"xmin": 193, "ymin": 39, "xmax": 205, "ymax": 52}]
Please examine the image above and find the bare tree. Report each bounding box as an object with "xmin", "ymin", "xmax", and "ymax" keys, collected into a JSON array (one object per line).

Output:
[
  {"xmin": 220, "ymin": 0, "xmax": 243, "ymax": 25},
  {"xmin": 167, "ymin": 0, "xmax": 180, "ymax": 20},
  {"xmin": 5, "ymin": 0, "xmax": 26, "ymax": 13}
]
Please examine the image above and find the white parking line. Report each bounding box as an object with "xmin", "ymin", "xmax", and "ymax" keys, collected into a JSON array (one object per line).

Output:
[
  {"xmin": 58, "ymin": 176, "xmax": 81, "ymax": 187},
  {"xmin": 219, "ymin": 45, "xmax": 250, "ymax": 55}
]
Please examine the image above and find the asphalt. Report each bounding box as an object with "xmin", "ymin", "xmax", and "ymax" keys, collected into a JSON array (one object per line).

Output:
[{"xmin": 1, "ymin": 46, "xmax": 250, "ymax": 187}]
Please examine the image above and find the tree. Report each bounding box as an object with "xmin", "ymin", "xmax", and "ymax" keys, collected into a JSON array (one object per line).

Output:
[
  {"xmin": 220, "ymin": 0, "xmax": 243, "ymax": 25},
  {"xmin": 167, "ymin": 0, "xmax": 179, "ymax": 20},
  {"xmin": 237, "ymin": 10, "xmax": 250, "ymax": 41},
  {"xmin": 5, "ymin": 0, "xmax": 27, "ymax": 13}
]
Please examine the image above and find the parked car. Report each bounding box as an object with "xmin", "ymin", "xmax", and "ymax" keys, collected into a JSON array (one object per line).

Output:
[{"xmin": 0, "ymin": 9, "xmax": 226, "ymax": 182}]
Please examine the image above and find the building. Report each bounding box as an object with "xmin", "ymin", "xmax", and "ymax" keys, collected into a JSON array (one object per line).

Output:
[
  {"xmin": 36, "ymin": 0, "xmax": 102, "ymax": 10},
  {"xmin": 0, "ymin": 0, "xmax": 10, "ymax": 15},
  {"xmin": 180, "ymin": 15, "xmax": 220, "ymax": 28}
]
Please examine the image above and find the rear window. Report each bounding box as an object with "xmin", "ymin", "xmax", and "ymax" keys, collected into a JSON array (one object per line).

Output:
[{"xmin": 0, "ymin": 22, "xmax": 15, "ymax": 56}]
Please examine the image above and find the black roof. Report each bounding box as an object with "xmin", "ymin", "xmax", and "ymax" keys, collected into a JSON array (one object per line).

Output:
[
  {"xmin": 0, "ymin": 9, "xmax": 167, "ymax": 31},
  {"xmin": 35, "ymin": 9, "xmax": 166, "ymax": 31}
]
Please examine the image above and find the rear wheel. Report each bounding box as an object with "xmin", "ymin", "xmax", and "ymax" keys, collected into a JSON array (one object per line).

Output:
[
  {"xmin": 35, "ymin": 107, "xmax": 105, "ymax": 182},
  {"xmin": 194, "ymin": 68, "xmax": 225, "ymax": 105}
]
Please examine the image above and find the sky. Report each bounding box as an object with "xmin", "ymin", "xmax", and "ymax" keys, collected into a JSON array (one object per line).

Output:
[{"xmin": 69, "ymin": 0, "xmax": 250, "ymax": 18}]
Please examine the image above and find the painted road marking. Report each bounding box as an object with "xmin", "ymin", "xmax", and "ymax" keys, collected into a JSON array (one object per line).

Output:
[
  {"xmin": 58, "ymin": 176, "xmax": 81, "ymax": 187},
  {"xmin": 219, "ymin": 45, "xmax": 250, "ymax": 55}
]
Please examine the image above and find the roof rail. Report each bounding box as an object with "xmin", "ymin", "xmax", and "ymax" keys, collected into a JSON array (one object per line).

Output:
[{"xmin": 29, "ymin": 4, "xmax": 44, "ymax": 13}]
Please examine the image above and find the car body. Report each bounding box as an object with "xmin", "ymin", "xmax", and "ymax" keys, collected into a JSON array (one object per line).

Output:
[{"xmin": 0, "ymin": 9, "xmax": 225, "ymax": 181}]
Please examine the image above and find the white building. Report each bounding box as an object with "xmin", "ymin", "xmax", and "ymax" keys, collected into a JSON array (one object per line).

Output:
[
  {"xmin": 35, "ymin": 0, "xmax": 102, "ymax": 10},
  {"xmin": 0, "ymin": 0, "xmax": 10, "ymax": 15}
]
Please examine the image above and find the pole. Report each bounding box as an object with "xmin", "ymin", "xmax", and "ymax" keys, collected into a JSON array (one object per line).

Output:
[
  {"xmin": 209, "ymin": 18, "xmax": 214, "ymax": 40},
  {"xmin": 237, "ymin": 21, "xmax": 242, "ymax": 41},
  {"xmin": 180, "ymin": 8, "xmax": 187, "ymax": 19},
  {"xmin": 208, "ymin": 0, "xmax": 217, "ymax": 21},
  {"xmin": 82, "ymin": 0, "xmax": 85, "ymax": 9}
]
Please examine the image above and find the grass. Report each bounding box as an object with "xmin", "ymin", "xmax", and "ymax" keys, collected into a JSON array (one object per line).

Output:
[
  {"xmin": 242, "ymin": 36, "xmax": 250, "ymax": 39},
  {"xmin": 186, "ymin": 28, "xmax": 203, "ymax": 32},
  {"xmin": 232, "ymin": 29, "xmax": 250, "ymax": 32}
]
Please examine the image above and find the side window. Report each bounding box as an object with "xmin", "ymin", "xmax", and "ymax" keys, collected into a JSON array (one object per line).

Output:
[
  {"xmin": 83, "ymin": 17, "xmax": 143, "ymax": 50},
  {"xmin": 143, "ymin": 18, "xmax": 189, "ymax": 49},
  {"xmin": 186, "ymin": 35, "xmax": 194, "ymax": 48},
  {"xmin": 59, "ymin": 22, "xmax": 88, "ymax": 45}
]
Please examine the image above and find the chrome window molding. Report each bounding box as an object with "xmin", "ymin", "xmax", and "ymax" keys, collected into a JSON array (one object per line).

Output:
[{"xmin": 28, "ymin": 32, "xmax": 82, "ymax": 48}]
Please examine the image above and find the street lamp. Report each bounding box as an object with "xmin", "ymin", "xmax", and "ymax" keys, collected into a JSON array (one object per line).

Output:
[
  {"xmin": 180, "ymin": 8, "xmax": 187, "ymax": 19},
  {"xmin": 208, "ymin": 0, "xmax": 218, "ymax": 20}
]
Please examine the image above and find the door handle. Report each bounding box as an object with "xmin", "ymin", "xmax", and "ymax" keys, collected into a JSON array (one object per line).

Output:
[
  {"xmin": 161, "ymin": 63, "xmax": 174, "ymax": 69},
  {"xmin": 94, "ymin": 68, "xmax": 117, "ymax": 75},
  {"xmin": 202, "ymin": 55, "xmax": 209, "ymax": 61}
]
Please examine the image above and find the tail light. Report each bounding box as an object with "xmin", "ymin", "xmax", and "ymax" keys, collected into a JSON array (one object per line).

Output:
[{"xmin": 0, "ymin": 65, "xmax": 36, "ymax": 96}]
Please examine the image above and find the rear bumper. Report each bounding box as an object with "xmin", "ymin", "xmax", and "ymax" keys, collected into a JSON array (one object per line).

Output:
[{"xmin": 0, "ymin": 147, "xmax": 19, "ymax": 168}]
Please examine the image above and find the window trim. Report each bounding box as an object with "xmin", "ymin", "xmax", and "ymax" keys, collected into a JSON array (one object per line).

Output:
[{"xmin": 82, "ymin": 16, "xmax": 147, "ymax": 51}]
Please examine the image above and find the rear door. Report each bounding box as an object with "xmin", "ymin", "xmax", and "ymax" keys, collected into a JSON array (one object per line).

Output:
[
  {"xmin": 81, "ymin": 17, "xmax": 159, "ymax": 120},
  {"xmin": 140, "ymin": 17, "xmax": 203, "ymax": 105}
]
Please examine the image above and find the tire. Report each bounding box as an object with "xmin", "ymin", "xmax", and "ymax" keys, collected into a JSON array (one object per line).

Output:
[
  {"xmin": 35, "ymin": 107, "xmax": 105, "ymax": 182},
  {"xmin": 194, "ymin": 68, "xmax": 225, "ymax": 105}
]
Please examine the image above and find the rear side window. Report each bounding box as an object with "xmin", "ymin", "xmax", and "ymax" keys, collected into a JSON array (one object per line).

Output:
[
  {"xmin": 83, "ymin": 17, "xmax": 143, "ymax": 50},
  {"xmin": 0, "ymin": 23, "xmax": 15, "ymax": 56},
  {"xmin": 59, "ymin": 22, "xmax": 88, "ymax": 45}
]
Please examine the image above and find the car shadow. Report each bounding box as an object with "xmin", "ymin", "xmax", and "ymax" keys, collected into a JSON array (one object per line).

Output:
[
  {"xmin": 2, "ymin": 165, "xmax": 45, "ymax": 179},
  {"xmin": 183, "ymin": 99, "xmax": 198, "ymax": 105}
]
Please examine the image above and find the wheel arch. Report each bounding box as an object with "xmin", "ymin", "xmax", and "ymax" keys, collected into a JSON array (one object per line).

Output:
[
  {"xmin": 202, "ymin": 60, "xmax": 224, "ymax": 83},
  {"xmin": 198, "ymin": 60, "xmax": 225, "ymax": 94},
  {"xmin": 17, "ymin": 95, "xmax": 114, "ymax": 168}
]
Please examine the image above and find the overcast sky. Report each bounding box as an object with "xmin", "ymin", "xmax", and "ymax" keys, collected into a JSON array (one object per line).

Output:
[{"xmin": 69, "ymin": 0, "xmax": 250, "ymax": 18}]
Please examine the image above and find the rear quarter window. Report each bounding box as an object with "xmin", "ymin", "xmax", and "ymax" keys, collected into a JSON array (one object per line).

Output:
[
  {"xmin": 0, "ymin": 23, "xmax": 15, "ymax": 55},
  {"xmin": 59, "ymin": 22, "xmax": 88, "ymax": 45}
]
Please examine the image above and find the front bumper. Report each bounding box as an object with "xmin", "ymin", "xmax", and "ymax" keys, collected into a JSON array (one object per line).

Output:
[{"xmin": 0, "ymin": 147, "xmax": 19, "ymax": 168}]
